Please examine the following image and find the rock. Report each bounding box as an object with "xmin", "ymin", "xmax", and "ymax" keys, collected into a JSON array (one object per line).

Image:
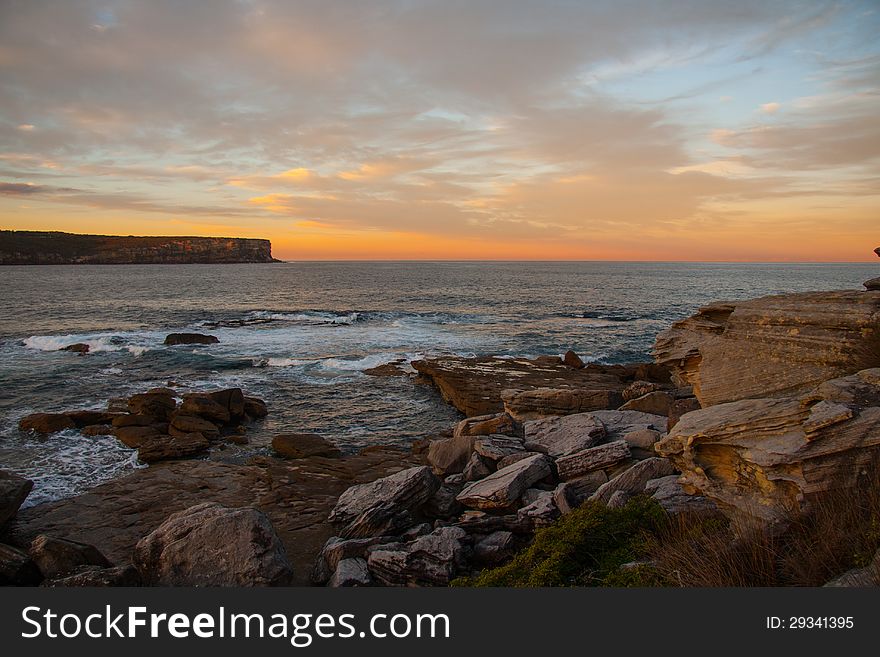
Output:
[
  {"xmin": 412, "ymin": 355, "xmax": 630, "ymax": 416},
  {"xmin": 208, "ymin": 388, "xmax": 246, "ymax": 418},
  {"xmin": 462, "ymin": 452, "xmax": 493, "ymax": 482},
  {"xmin": 60, "ymin": 343, "xmax": 90, "ymax": 353},
  {"xmin": 81, "ymin": 424, "xmax": 115, "ymax": 437},
  {"xmin": 655, "ymin": 368, "xmax": 880, "ymax": 529},
  {"xmin": 1, "ymin": 470, "xmax": 33, "ymax": 526},
  {"xmin": 473, "ymin": 434, "xmax": 525, "ymax": 461},
  {"xmin": 137, "ymin": 433, "xmax": 210, "ymax": 463},
  {"xmin": 29, "ymin": 535, "xmax": 110, "ymax": 579},
  {"xmin": 164, "ymin": 333, "xmax": 219, "ymax": 346},
  {"xmin": 517, "ymin": 490, "xmax": 559, "ymax": 527},
  {"xmin": 311, "ymin": 535, "xmax": 396, "ymax": 584},
  {"xmin": 367, "ymin": 526, "xmax": 470, "ymax": 586},
  {"xmin": 226, "ymin": 433, "xmax": 249, "ymax": 445},
  {"xmin": 454, "ymin": 510, "xmax": 534, "ymax": 534},
  {"xmin": 667, "ymin": 397, "xmax": 702, "ymax": 431},
  {"xmin": 555, "ymin": 441, "xmax": 631, "ymax": 480},
  {"xmin": 607, "ymin": 490, "xmax": 631, "ymax": 508},
  {"xmin": 179, "ymin": 393, "xmax": 230, "ymax": 424},
  {"xmin": 427, "ymin": 434, "xmax": 475, "ymax": 475},
  {"xmin": 503, "ymin": 387, "xmax": 625, "ymax": 422},
  {"xmin": 523, "ymin": 412, "xmax": 606, "ymax": 457},
  {"xmin": 473, "ymin": 531, "xmax": 516, "ymax": 564},
  {"xmin": 272, "ymin": 433, "xmax": 342, "ymax": 459},
  {"xmin": 329, "ymin": 466, "xmax": 441, "ymax": 539},
  {"xmin": 644, "ymin": 475, "xmax": 719, "ymax": 517},
  {"xmin": 864, "ymin": 277, "xmax": 880, "ymax": 292},
  {"xmin": 170, "ymin": 414, "xmax": 221, "ymax": 439},
  {"xmin": 133, "ymin": 502, "xmax": 293, "ymax": 586},
  {"xmin": 127, "ymin": 390, "xmax": 177, "ymax": 420},
  {"xmin": 553, "ymin": 472, "xmax": 608, "ymax": 513},
  {"xmin": 622, "ymin": 380, "xmax": 661, "ymax": 401},
  {"xmin": 114, "ymin": 424, "xmax": 162, "ymax": 448},
  {"xmin": 590, "ymin": 457, "xmax": 676, "ymax": 504},
  {"xmin": 112, "ymin": 413, "xmax": 159, "ymax": 428},
  {"xmin": 457, "ymin": 453, "xmax": 553, "ymax": 510},
  {"xmin": 18, "ymin": 413, "xmax": 75, "ymax": 434},
  {"xmin": 243, "ymin": 396, "xmax": 269, "ymax": 418},
  {"xmin": 653, "ymin": 291, "xmax": 880, "ymax": 407},
  {"xmin": 563, "ymin": 350, "xmax": 585, "ymax": 369},
  {"xmin": 824, "ymin": 549, "xmax": 880, "ymax": 587},
  {"xmin": 454, "ymin": 413, "xmax": 517, "ymax": 438},
  {"xmin": 589, "ymin": 410, "xmax": 667, "ymax": 440},
  {"xmin": 622, "ymin": 428, "xmax": 662, "ymax": 451},
  {"xmin": 44, "ymin": 564, "xmax": 141, "ymax": 587},
  {"xmin": 424, "ymin": 483, "xmax": 463, "ymax": 519},
  {"xmin": 620, "ymin": 391, "xmax": 674, "ymax": 416},
  {"xmin": 363, "ymin": 361, "xmax": 409, "ymax": 377},
  {"xmin": 0, "ymin": 543, "xmax": 42, "ymax": 585},
  {"xmin": 328, "ymin": 557, "xmax": 372, "ymax": 587},
  {"xmin": 497, "ymin": 451, "xmax": 535, "ymax": 469}
]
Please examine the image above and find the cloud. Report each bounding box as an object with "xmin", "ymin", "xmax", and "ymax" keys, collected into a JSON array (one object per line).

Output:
[{"xmin": 760, "ymin": 101, "xmax": 781, "ymax": 114}]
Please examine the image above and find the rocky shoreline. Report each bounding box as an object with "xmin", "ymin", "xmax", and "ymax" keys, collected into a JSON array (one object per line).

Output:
[{"xmin": 2, "ymin": 250, "xmax": 879, "ymax": 587}]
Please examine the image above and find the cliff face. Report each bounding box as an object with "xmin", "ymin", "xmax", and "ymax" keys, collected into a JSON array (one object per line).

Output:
[{"xmin": 0, "ymin": 231, "xmax": 279, "ymax": 265}]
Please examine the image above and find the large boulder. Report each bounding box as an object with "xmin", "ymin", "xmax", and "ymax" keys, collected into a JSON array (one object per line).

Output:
[
  {"xmin": 367, "ymin": 526, "xmax": 470, "ymax": 586},
  {"xmin": 1, "ymin": 470, "xmax": 32, "ymax": 526},
  {"xmin": 456, "ymin": 453, "xmax": 552, "ymax": 510},
  {"xmin": 137, "ymin": 433, "xmax": 210, "ymax": 463},
  {"xmin": 164, "ymin": 333, "xmax": 219, "ymax": 346},
  {"xmin": 127, "ymin": 389, "xmax": 177, "ymax": 420},
  {"xmin": 272, "ymin": 434, "xmax": 342, "ymax": 459},
  {"xmin": 133, "ymin": 502, "xmax": 293, "ymax": 586},
  {"xmin": 179, "ymin": 393, "xmax": 230, "ymax": 424},
  {"xmin": 656, "ymin": 368, "xmax": 880, "ymax": 529},
  {"xmin": 18, "ymin": 413, "xmax": 75, "ymax": 434},
  {"xmin": 328, "ymin": 466, "xmax": 440, "ymax": 539},
  {"xmin": 653, "ymin": 291, "xmax": 880, "ymax": 407},
  {"xmin": 523, "ymin": 413, "xmax": 605, "ymax": 457}
]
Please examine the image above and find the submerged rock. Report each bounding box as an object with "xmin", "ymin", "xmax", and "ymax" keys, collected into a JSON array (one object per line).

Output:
[
  {"xmin": 18, "ymin": 413, "xmax": 76, "ymax": 435},
  {"xmin": 133, "ymin": 502, "xmax": 293, "ymax": 586}
]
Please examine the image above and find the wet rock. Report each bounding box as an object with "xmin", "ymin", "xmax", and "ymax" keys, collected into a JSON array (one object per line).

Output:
[
  {"xmin": 67, "ymin": 410, "xmax": 121, "ymax": 427},
  {"xmin": 179, "ymin": 393, "xmax": 230, "ymax": 424},
  {"xmin": 367, "ymin": 527, "xmax": 470, "ymax": 586},
  {"xmin": 127, "ymin": 390, "xmax": 177, "ymax": 421},
  {"xmin": 18, "ymin": 413, "xmax": 75, "ymax": 434},
  {"xmin": 137, "ymin": 433, "xmax": 210, "ymax": 463},
  {"xmin": 457, "ymin": 453, "xmax": 553, "ymax": 510},
  {"xmin": 272, "ymin": 433, "xmax": 342, "ymax": 459},
  {"xmin": 473, "ymin": 531, "xmax": 516, "ymax": 564},
  {"xmin": 590, "ymin": 457, "xmax": 676, "ymax": 504},
  {"xmin": 644, "ymin": 476, "xmax": 719, "ymax": 517},
  {"xmin": 556, "ymin": 441, "xmax": 631, "ymax": 480},
  {"xmin": 164, "ymin": 333, "xmax": 219, "ymax": 346},
  {"xmin": 865, "ymin": 277, "xmax": 880, "ymax": 292},
  {"xmin": 114, "ymin": 425, "xmax": 162, "ymax": 448},
  {"xmin": 243, "ymin": 396, "xmax": 269, "ymax": 418},
  {"xmin": 473, "ymin": 434, "xmax": 525, "ymax": 461},
  {"xmin": 60, "ymin": 343, "xmax": 90, "ymax": 354},
  {"xmin": 329, "ymin": 557, "xmax": 372, "ymax": 587},
  {"xmin": 29, "ymin": 535, "xmax": 110, "ymax": 580},
  {"xmin": 112, "ymin": 413, "xmax": 159, "ymax": 428},
  {"xmin": 208, "ymin": 388, "xmax": 246, "ymax": 419},
  {"xmin": 503, "ymin": 387, "xmax": 624, "ymax": 422},
  {"xmin": 1, "ymin": 469, "xmax": 32, "ymax": 526},
  {"xmin": 653, "ymin": 291, "xmax": 880, "ymax": 407},
  {"xmin": 170, "ymin": 414, "xmax": 220, "ymax": 440},
  {"xmin": 412, "ymin": 355, "xmax": 629, "ymax": 416},
  {"xmin": 81, "ymin": 424, "xmax": 115, "ymax": 437},
  {"xmin": 0, "ymin": 543, "xmax": 42, "ymax": 585},
  {"xmin": 523, "ymin": 412, "xmax": 605, "ymax": 457},
  {"xmin": 44, "ymin": 564, "xmax": 141, "ymax": 587},
  {"xmin": 563, "ymin": 350, "xmax": 585, "ymax": 369},
  {"xmin": 363, "ymin": 361, "xmax": 409, "ymax": 377},
  {"xmin": 133, "ymin": 502, "xmax": 293, "ymax": 586},
  {"xmin": 329, "ymin": 466, "xmax": 441, "ymax": 539},
  {"xmin": 620, "ymin": 391, "xmax": 674, "ymax": 416},
  {"xmin": 427, "ymin": 434, "xmax": 475, "ymax": 475}
]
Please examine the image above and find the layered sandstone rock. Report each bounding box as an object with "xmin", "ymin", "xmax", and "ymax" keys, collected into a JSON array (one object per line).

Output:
[
  {"xmin": 653, "ymin": 291, "xmax": 880, "ymax": 407},
  {"xmin": 655, "ymin": 368, "xmax": 880, "ymax": 529}
]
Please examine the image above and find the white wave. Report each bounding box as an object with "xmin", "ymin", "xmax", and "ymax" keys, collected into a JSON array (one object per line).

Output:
[
  {"xmin": 127, "ymin": 346, "xmax": 150, "ymax": 356},
  {"xmin": 320, "ymin": 353, "xmax": 402, "ymax": 372},
  {"xmin": 24, "ymin": 334, "xmax": 122, "ymax": 353},
  {"xmin": 266, "ymin": 357, "xmax": 317, "ymax": 367}
]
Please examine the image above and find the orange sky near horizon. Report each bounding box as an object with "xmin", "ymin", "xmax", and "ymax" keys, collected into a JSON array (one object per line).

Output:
[{"xmin": 1, "ymin": 2, "xmax": 879, "ymax": 262}]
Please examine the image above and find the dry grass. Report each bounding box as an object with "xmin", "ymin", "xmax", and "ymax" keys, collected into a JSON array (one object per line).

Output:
[{"xmin": 646, "ymin": 466, "xmax": 880, "ymax": 587}]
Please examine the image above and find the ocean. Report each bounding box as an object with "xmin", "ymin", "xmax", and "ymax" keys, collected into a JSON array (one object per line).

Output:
[{"xmin": 0, "ymin": 261, "xmax": 873, "ymax": 507}]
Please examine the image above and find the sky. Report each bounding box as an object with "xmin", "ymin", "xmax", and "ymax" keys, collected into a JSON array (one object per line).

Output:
[{"xmin": 0, "ymin": 0, "xmax": 878, "ymax": 261}]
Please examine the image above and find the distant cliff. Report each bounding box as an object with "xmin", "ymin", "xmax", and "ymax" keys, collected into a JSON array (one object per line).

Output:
[{"xmin": 0, "ymin": 231, "xmax": 280, "ymax": 265}]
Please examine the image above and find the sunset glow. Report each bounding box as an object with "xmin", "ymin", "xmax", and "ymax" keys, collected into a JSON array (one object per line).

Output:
[{"xmin": 1, "ymin": 1, "xmax": 878, "ymax": 261}]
